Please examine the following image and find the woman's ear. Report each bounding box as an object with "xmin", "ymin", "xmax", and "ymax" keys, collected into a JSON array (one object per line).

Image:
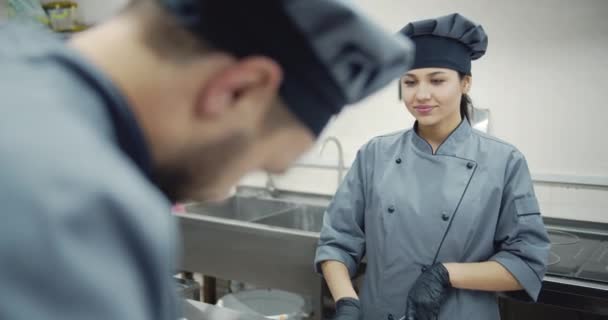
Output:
[{"xmin": 462, "ymin": 75, "xmax": 472, "ymax": 94}]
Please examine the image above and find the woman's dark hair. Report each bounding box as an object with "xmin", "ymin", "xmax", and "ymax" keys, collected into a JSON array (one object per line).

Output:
[{"xmin": 458, "ymin": 72, "xmax": 474, "ymax": 122}]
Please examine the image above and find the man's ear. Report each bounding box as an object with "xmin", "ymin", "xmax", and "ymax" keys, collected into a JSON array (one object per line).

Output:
[{"xmin": 195, "ymin": 56, "xmax": 283, "ymax": 118}]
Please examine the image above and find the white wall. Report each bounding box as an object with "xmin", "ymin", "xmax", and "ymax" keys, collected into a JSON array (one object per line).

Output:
[
  {"xmin": 241, "ymin": 0, "xmax": 608, "ymax": 223},
  {"xmin": 59, "ymin": 0, "xmax": 608, "ymax": 223}
]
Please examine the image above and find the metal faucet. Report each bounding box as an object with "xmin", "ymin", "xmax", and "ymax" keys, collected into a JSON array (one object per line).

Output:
[
  {"xmin": 264, "ymin": 171, "xmax": 280, "ymax": 198},
  {"xmin": 320, "ymin": 136, "xmax": 345, "ymax": 187}
]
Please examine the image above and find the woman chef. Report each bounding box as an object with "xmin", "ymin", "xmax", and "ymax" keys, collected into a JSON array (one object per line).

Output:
[{"xmin": 314, "ymin": 13, "xmax": 551, "ymax": 320}]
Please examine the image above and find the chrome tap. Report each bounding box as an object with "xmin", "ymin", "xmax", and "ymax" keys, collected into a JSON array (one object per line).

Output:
[
  {"xmin": 320, "ymin": 136, "xmax": 345, "ymax": 188},
  {"xmin": 264, "ymin": 171, "xmax": 279, "ymax": 198}
]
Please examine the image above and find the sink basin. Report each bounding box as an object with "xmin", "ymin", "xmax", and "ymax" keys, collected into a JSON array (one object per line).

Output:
[
  {"xmin": 254, "ymin": 205, "xmax": 327, "ymax": 233},
  {"xmin": 177, "ymin": 188, "xmax": 333, "ymax": 320},
  {"xmin": 184, "ymin": 196, "xmax": 294, "ymax": 222}
]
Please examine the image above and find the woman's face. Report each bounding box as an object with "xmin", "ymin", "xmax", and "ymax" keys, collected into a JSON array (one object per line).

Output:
[{"xmin": 401, "ymin": 68, "xmax": 470, "ymax": 127}]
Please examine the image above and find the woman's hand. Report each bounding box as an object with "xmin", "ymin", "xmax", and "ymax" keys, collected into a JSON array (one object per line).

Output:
[
  {"xmin": 333, "ymin": 297, "xmax": 362, "ymax": 320},
  {"xmin": 405, "ymin": 263, "xmax": 451, "ymax": 320}
]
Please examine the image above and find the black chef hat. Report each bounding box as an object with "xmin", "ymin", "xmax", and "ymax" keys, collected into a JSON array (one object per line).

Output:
[
  {"xmin": 399, "ymin": 13, "xmax": 487, "ymax": 75},
  {"xmin": 160, "ymin": 0, "xmax": 415, "ymax": 136}
]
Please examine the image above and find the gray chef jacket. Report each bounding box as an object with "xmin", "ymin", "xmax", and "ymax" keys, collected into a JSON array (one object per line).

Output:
[
  {"xmin": 315, "ymin": 119, "xmax": 550, "ymax": 320},
  {"xmin": 0, "ymin": 23, "xmax": 179, "ymax": 319}
]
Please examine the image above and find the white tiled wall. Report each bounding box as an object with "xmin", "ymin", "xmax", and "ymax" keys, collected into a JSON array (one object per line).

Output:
[{"xmin": 542, "ymin": 186, "xmax": 608, "ymax": 222}]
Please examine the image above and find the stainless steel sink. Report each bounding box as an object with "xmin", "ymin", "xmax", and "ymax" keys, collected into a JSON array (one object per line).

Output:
[
  {"xmin": 183, "ymin": 195, "xmax": 327, "ymax": 233},
  {"xmin": 177, "ymin": 188, "xmax": 333, "ymax": 320},
  {"xmin": 255, "ymin": 205, "xmax": 326, "ymax": 233},
  {"xmin": 184, "ymin": 196, "xmax": 294, "ymax": 222}
]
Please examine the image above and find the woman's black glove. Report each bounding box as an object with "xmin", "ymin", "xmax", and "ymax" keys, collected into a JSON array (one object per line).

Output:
[
  {"xmin": 405, "ymin": 263, "xmax": 451, "ymax": 320},
  {"xmin": 333, "ymin": 297, "xmax": 362, "ymax": 320}
]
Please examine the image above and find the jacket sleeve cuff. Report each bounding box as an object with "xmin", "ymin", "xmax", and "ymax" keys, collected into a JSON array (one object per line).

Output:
[
  {"xmin": 314, "ymin": 245, "xmax": 358, "ymax": 278},
  {"xmin": 491, "ymin": 251, "xmax": 543, "ymax": 301}
]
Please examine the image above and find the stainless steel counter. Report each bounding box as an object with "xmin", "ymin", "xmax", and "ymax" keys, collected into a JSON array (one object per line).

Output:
[{"xmin": 176, "ymin": 188, "xmax": 608, "ymax": 318}]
